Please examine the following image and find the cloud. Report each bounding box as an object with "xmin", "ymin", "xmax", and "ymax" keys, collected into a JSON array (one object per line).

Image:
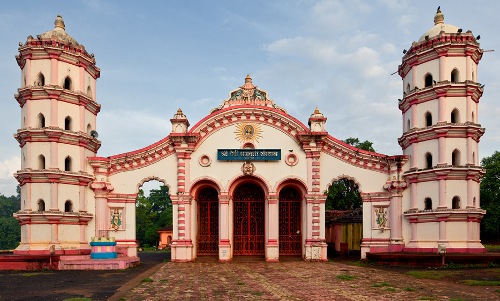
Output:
[{"xmin": 0, "ymin": 156, "xmax": 20, "ymax": 197}]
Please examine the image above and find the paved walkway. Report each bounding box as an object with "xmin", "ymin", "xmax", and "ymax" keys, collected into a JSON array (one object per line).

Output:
[{"xmin": 123, "ymin": 260, "xmax": 499, "ymax": 301}]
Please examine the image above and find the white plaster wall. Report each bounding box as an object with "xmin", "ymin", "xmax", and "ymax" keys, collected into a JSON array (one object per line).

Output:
[
  {"xmin": 29, "ymin": 99, "xmax": 51, "ymax": 128},
  {"xmin": 29, "ymin": 183, "xmax": 51, "ymax": 210},
  {"xmin": 320, "ymin": 154, "xmax": 388, "ymax": 193},
  {"xmin": 416, "ymin": 99, "xmax": 438, "ymax": 128},
  {"xmin": 416, "ymin": 140, "xmax": 439, "ymax": 167},
  {"xmin": 446, "ymin": 138, "xmax": 467, "ymax": 164},
  {"xmin": 445, "ymin": 97, "xmax": 467, "ymax": 122},
  {"xmin": 191, "ymin": 124, "xmax": 307, "ymax": 192},
  {"xmin": 403, "ymin": 71, "xmax": 413, "ymax": 92},
  {"xmin": 446, "ymin": 57, "xmax": 467, "ymax": 81},
  {"xmin": 57, "ymin": 184, "xmax": 80, "ymax": 211},
  {"xmin": 417, "ymin": 222, "xmax": 438, "ymax": 241},
  {"xmin": 415, "ymin": 60, "xmax": 440, "ymax": 86},
  {"xmin": 109, "ymin": 154, "xmax": 178, "ymax": 194},
  {"xmin": 447, "ymin": 222, "xmax": 468, "ymax": 241},
  {"xmin": 31, "ymin": 224, "xmax": 51, "ymax": 242},
  {"xmin": 416, "ymin": 181, "xmax": 439, "ymax": 210},
  {"xmin": 29, "ymin": 60, "xmax": 51, "ymax": 86},
  {"xmin": 58, "ymin": 143, "xmax": 81, "ymax": 171},
  {"xmin": 59, "ymin": 224, "xmax": 80, "ymax": 242},
  {"xmin": 58, "ymin": 62, "xmax": 80, "ymax": 91},
  {"xmin": 446, "ymin": 180, "xmax": 468, "ymax": 207},
  {"xmin": 58, "ymin": 101, "xmax": 80, "ymax": 131},
  {"xmin": 84, "ymin": 110, "xmax": 96, "ymax": 133}
]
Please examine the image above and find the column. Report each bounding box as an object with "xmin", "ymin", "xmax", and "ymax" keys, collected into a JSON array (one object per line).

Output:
[
  {"xmin": 466, "ymin": 178, "xmax": 474, "ymax": 208},
  {"xmin": 50, "ymin": 182, "xmax": 58, "ymax": 210},
  {"xmin": 438, "ymin": 96, "xmax": 446, "ymax": 123},
  {"xmin": 266, "ymin": 194, "xmax": 279, "ymax": 262},
  {"xmin": 410, "ymin": 182, "xmax": 417, "ymax": 210},
  {"xmin": 50, "ymin": 141, "xmax": 58, "ymax": 169},
  {"xmin": 438, "ymin": 178, "xmax": 447, "ymax": 208},
  {"xmin": 438, "ymin": 136, "xmax": 446, "ymax": 165},
  {"xmin": 218, "ymin": 193, "xmax": 231, "ymax": 261},
  {"xmin": 50, "ymin": 57, "xmax": 58, "ymax": 85},
  {"xmin": 411, "ymin": 143, "xmax": 418, "ymax": 168},
  {"xmin": 439, "ymin": 55, "xmax": 446, "ymax": 81}
]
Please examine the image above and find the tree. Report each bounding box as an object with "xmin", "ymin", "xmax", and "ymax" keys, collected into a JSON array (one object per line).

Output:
[
  {"xmin": 344, "ymin": 137, "xmax": 376, "ymax": 152},
  {"xmin": 0, "ymin": 187, "xmax": 21, "ymax": 250},
  {"xmin": 480, "ymin": 151, "xmax": 500, "ymax": 242},
  {"xmin": 135, "ymin": 185, "xmax": 172, "ymax": 247},
  {"xmin": 325, "ymin": 138, "xmax": 374, "ymax": 210}
]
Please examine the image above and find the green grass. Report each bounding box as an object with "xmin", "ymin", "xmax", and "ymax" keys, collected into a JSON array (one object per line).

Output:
[
  {"xmin": 371, "ymin": 282, "xmax": 391, "ymax": 287},
  {"xmin": 252, "ymin": 292, "xmax": 263, "ymax": 296},
  {"xmin": 462, "ymin": 279, "xmax": 500, "ymax": 286},
  {"xmin": 141, "ymin": 277, "xmax": 154, "ymax": 282},
  {"xmin": 347, "ymin": 261, "xmax": 368, "ymax": 267},
  {"xmin": 385, "ymin": 287, "xmax": 397, "ymax": 292},
  {"xmin": 405, "ymin": 287, "xmax": 416, "ymax": 291},
  {"xmin": 336, "ymin": 274, "xmax": 357, "ymax": 281},
  {"xmin": 484, "ymin": 244, "xmax": 500, "ymax": 252},
  {"xmin": 417, "ymin": 297, "xmax": 436, "ymax": 300},
  {"xmin": 406, "ymin": 270, "xmax": 451, "ymax": 279},
  {"xmin": 21, "ymin": 272, "xmax": 53, "ymax": 277}
]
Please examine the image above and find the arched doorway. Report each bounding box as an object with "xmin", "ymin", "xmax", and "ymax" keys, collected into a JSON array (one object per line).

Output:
[
  {"xmin": 233, "ymin": 183, "xmax": 265, "ymax": 255},
  {"xmin": 197, "ymin": 187, "xmax": 219, "ymax": 255},
  {"xmin": 279, "ymin": 187, "xmax": 302, "ymax": 255}
]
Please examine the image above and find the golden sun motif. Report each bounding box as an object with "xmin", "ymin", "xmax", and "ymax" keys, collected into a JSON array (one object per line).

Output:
[{"xmin": 235, "ymin": 123, "xmax": 262, "ymax": 143}]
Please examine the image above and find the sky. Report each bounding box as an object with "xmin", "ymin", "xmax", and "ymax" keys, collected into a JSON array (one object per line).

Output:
[{"xmin": 0, "ymin": 0, "xmax": 499, "ymax": 196}]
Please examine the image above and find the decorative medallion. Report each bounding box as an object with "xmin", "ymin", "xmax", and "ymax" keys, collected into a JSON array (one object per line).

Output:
[
  {"xmin": 375, "ymin": 207, "xmax": 388, "ymax": 230},
  {"xmin": 235, "ymin": 123, "xmax": 262, "ymax": 143},
  {"xmin": 241, "ymin": 161, "xmax": 256, "ymax": 176}
]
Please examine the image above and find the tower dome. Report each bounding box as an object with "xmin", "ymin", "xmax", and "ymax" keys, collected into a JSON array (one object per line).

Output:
[
  {"xmin": 38, "ymin": 15, "xmax": 79, "ymax": 45},
  {"xmin": 418, "ymin": 7, "xmax": 460, "ymax": 42}
]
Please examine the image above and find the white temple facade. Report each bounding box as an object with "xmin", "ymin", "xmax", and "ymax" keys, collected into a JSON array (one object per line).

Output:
[{"xmin": 13, "ymin": 9, "xmax": 487, "ymax": 263}]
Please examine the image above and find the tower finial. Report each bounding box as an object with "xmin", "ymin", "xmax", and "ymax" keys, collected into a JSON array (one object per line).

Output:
[
  {"xmin": 54, "ymin": 15, "xmax": 65, "ymax": 30},
  {"xmin": 245, "ymin": 74, "xmax": 252, "ymax": 83},
  {"xmin": 434, "ymin": 6, "xmax": 444, "ymax": 25}
]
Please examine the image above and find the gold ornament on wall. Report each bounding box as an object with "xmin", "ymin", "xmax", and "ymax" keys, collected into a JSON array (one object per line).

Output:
[{"xmin": 235, "ymin": 123, "xmax": 262, "ymax": 143}]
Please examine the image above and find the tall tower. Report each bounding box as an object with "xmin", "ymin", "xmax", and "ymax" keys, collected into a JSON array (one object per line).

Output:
[
  {"xmin": 398, "ymin": 8, "xmax": 486, "ymax": 252},
  {"xmin": 13, "ymin": 16, "xmax": 101, "ymax": 255}
]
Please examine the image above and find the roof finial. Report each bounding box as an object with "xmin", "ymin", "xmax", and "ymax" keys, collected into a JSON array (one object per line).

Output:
[
  {"xmin": 245, "ymin": 74, "xmax": 252, "ymax": 83},
  {"xmin": 54, "ymin": 15, "xmax": 65, "ymax": 30},
  {"xmin": 434, "ymin": 6, "xmax": 444, "ymax": 25}
]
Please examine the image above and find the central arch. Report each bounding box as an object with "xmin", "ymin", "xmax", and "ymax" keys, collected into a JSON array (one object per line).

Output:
[
  {"xmin": 233, "ymin": 182, "xmax": 265, "ymax": 255},
  {"xmin": 279, "ymin": 186, "xmax": 302, "ymax": 255},
  {"xmin": 197, "ymin": 186, "xmax": 219, "ymax": 255}
]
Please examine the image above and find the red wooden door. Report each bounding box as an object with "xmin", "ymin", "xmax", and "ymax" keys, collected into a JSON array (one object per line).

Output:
[
  {"xmin": 197, "ymin": 187, "xmax": 219, "ymax": 255},
  {"xmin": 279, "ymin": 187, "xmax": 302, "ymax": 255},
  {"xmin": 233, "ymin": 183, "xmax": 265, "ymax": 255}
]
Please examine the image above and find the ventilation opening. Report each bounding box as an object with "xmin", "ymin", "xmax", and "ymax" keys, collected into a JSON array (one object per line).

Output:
[
  {"xmin": 406, "ymin": 83, "xmax": 411, "ymax": 93},
  {"xmin": 37, "ymin": 73, "xmax": 45, "ymax": 86},
  {"xmin": 64, "ymin": 116, "xmax": 72, "ymax": 131},
  {"xmin": 425, "ymin": 74, "xmax": 433, "ymax": 87},
  {"xmin": 64, "ymin": 156, "xmax": 72, "ymax": 172},
  {"xmin": 425, "ymin": 153, "xmax": 433, "ymax": 169},
  {"xmin": 424, "ymin": 198, "xmax": 432, "ymax": 210},
  {"xmin": 452, "ymin": 149, "xmax": 460, "ymax": 166},
  {"xmin": 451, "ymin": 109, "xmax": 459, "ymax": 123},
  {"xmin": 64, "ymin": 76, "xmax": 72, "ymax": 90},
  {"xmin": 425, "ymin": 112, "xmax": 432, "ymax": 127},
  {"xmin": 87, "ymin": 123, "xmax": 92, "ymax": 134},
  {"xmin": 452, "ymin": 196, "xmax": 460, "ymax": 209},
  {"xmin": 451, "ymin": 69, "xmax": 459, "ymax": 83},
  {"xmin": 38, "ymin": 113, "xmax": 45, "ymax": 128},
  {"xmin": 472, "ymin": 111, "xmax": 475, "ymax": 123},
  {"xmin": 65, "ymin": 200, "xmax": 73, "ymax": 212},
  {"xmin": 407, "ymin": 119, "xmax": 410, "ymax": 131},
  {"xmin": 37, "ymin": 199, "xmax": 45, "ymax": 212},
  {"xmin": 38, "ymin": 155, "xmax": 46, "ymax": 169},
  {"xmin": 86, "ymin": 85, "xmax": 92, "ymax": 97}
]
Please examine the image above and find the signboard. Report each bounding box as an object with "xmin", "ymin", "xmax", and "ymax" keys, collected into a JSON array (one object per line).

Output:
[{"xmin": 217, "ymin": 149, "xmax": 281, "ymax": 161}]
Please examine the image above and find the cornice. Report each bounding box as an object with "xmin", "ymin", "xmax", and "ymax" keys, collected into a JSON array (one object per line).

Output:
[
  {"xmin": 404, "ymin": 165, "xmax": 484, "ymax": 183},
  {"xmin": 14, "ymin": 127, "xmax": 101, "ymax": 153},
  {"xmin": 15, "ymin": 85, "xmax": 101, "ymax": 115},
  {"xmin": 14, "ymin": 169, "xmax": 94, "ymax": 186},
  {"xmin": 399, "ymin": 122, "xmax": 485, "ymax": 148}
]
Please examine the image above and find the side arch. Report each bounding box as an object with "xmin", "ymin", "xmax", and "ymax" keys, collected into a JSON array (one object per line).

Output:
[{"xmin": 135, "ymin": 176, "xmax": 170, "ymax": 194}]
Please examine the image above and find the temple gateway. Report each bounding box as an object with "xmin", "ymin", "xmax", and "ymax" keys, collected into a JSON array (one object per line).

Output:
[{"xmin": 13, "ymin": 8, "xmax": 486, "ymax": 265}]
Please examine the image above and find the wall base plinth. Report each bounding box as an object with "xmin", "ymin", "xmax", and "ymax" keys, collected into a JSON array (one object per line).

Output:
[
  {"xmin": 171, "ymin": 240, "xmax": 194, "ymax": 262},
  {"xmin": 265, "ymin": 244, "xmax": 279, "ymax": 262},
  {"xmin": 304, "ymin": 241, "xmax": 327, "ymax": 261},
  {"xmin": 218, "ymin": 243, "xmax": 231, "ymax": 261}
]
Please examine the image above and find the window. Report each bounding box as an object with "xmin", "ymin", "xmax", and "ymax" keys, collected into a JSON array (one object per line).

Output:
[
  {"xmin": 424, "ymin": 198, "xmax": 432, "ymax": 210},
  {"xmin": 406, "ymin": 83, "xmax": 411, "ymax": 93},
  {"xmin": 64, "ymin": 116, "xmax": 72, "ymax": 131},
  {"xmin": 38, "ymin": 113, "xmax": 45, "ymax": 128},
  {"xmin": 452, "ymin": 149, "xmax": 460, "ymax": 166},
  {"xmin": 37, "ymin": 199, "xmax": 45, "ymax": 212},
  {"xmin": 451, "ymin": 109, "xmax": 459, "ymax": 123},
  {"xmin": 407, "ymin": 119, "xmax": 410, "ymax": 131},
  {"xmin": 425, "ymin": 153, "xmax": 433, "ymax": 169},
  {"xmin": 451, "ymin": 69, "xmax": 459, "ymax": 83},
  {"xmin": 452, "ymin": 196, "xmax": 460, "ymax": 209},
  {"xmin": 86, "ymin": 85, "xmax": 92, "ymax": 97},
  {"xmin": 473, "ymin": 152, "xmax": 476, "ymax": 165},
  {"xmin": 64, "ymin": 200, "xmax": 73, "ymax": 212},
  {"xmin": 425, "ymin": 73, "xmax": 433, "ymax": 87},
  {"xmin": 64, "ymin": 76, "xmax": 72, "ymax": 90},
  {"xmin": 425, "ymin": 112, "xmax": 432, "ymax": 127},
  {"xmin": 36, "ymin": 72, "xmax": 45, "ymax": 86},
  {"xmin": 472, "ymin": 111, "xmax": 475, "ymax": 123},
  {"xmin": 64, "ymin": 156, "xmax": 72, "ymax": 172},
  {"xmin": 87, "ymin": 123, "xmax": 92, "ymax": 134},
  {"xmin": 38, "ymin": 155, "xmax": 45, "ymax": 169}
]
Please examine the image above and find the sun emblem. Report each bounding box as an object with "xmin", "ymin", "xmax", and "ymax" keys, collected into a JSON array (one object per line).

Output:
[{"xmin": 235, "ymin": 123, "xmax": 262, "ymax": 143}]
